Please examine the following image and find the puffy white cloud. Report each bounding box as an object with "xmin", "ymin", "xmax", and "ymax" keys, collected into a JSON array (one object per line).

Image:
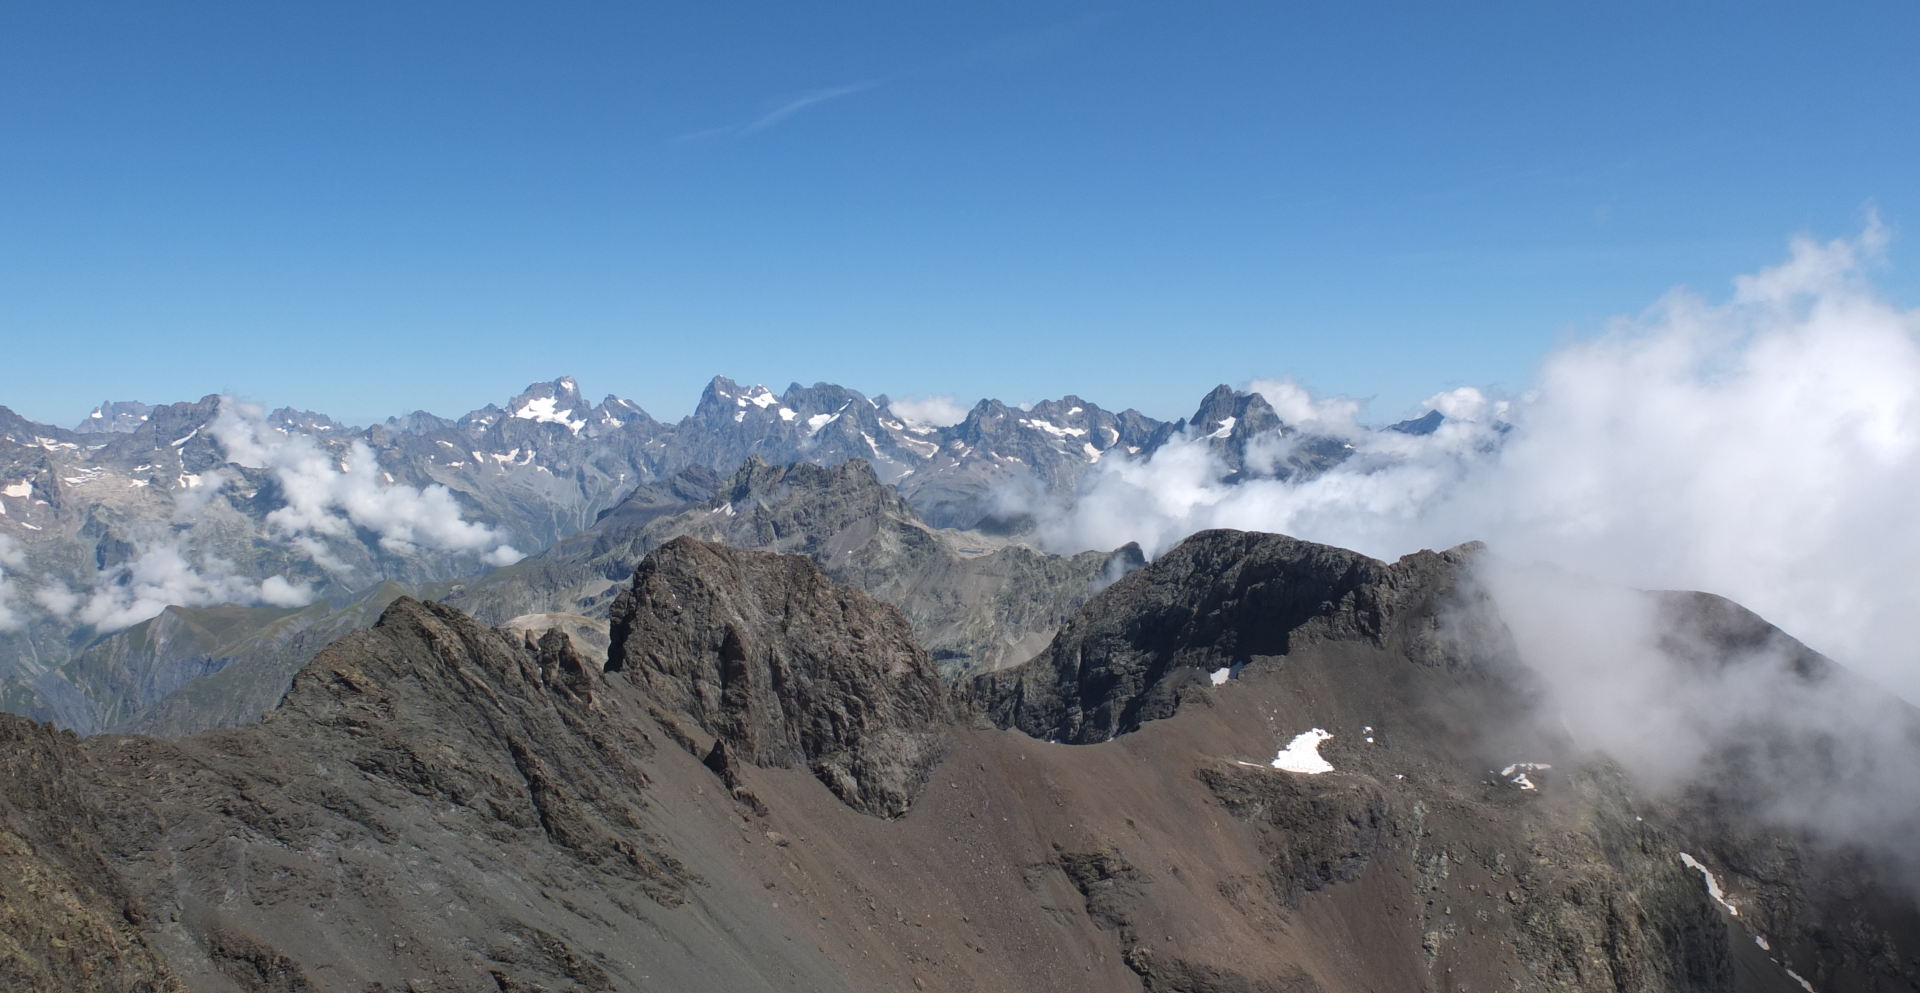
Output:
[
  {"xmin": 888, "ymin": 395, "xmax": 971, "ymax": 428},
  {"xmin": 211, "ymin": 401, "xmax": 519, "ymax": 565},
  {"xmin": 77, "ymin": 544, "xmax": 316, "ymax": 632},
  {"xmin": 31, "ymin": 582, "xmax": 79, "ymax": 618},
  {"xmin": 483, "ymin": 544, "xmax": 526, "ymax": 567},
  {"xmin": 1247, "ymin": 378, "xmax": 1366, "ymax": 438}
]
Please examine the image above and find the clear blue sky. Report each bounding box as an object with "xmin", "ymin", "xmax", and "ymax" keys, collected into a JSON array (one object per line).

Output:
[{"xmin": 3, "ymin": 1, "xmax": 1914, "ymax": 427}]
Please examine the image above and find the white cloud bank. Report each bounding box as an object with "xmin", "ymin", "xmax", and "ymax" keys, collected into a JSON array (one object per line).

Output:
[
  {"xmin": 211, "ymin": 400, "xmax": 523, "ymax": 567},
  {"xmin": 1028, "ymin": 218, "xmax": 1920, "ymax": 701},
  {"xmin": 76, "ymin": 544, "xmax": 316, "ymax": 633}
]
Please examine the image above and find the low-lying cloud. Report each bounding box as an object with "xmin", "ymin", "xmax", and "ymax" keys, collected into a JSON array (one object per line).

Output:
[
  {"xmin": 75, "ymin": 544, "xmax": 316, "ymax": 633},
  {"xmin": 212, "ymin": 400, "xmax": 524, "ymax": 567}
]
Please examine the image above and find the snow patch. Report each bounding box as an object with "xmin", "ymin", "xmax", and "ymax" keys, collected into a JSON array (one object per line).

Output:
[
  {"xmin": 170, "ymin": 428, "xmax": 198, "ymax": 447},
  {"xmin": 807, "ymin": 402, "xmax": 851, "ymax": 435},
  {"xmin": 1207, "ymin": 416, "xmax": 1236, "ymax": 440},
  {"xmin": 1679, "ymin": 853, "xmax": 1738, "ymax": 916},
  {"xmin": 1020, "ymin": 418, "xmax": 1087, "ymax": 439},
  {"xmin": 1209, "ymin": 667, "xmax": 1232, "ymax": 686},
  {"xmin": 2, "ymin": 482, "xmax": 30, "ymax": 499},
  {"xmin": 1269, "ymin": 729, "xmax": 1335, "ymax": 774},
  {"xmin": 897, "ymin": 434, "xmax": 939, "ymax": 456},
  {"xmin": 512, "ymin": 396, "xmax": 586, "ymax": 434},
  {"xmin": 1501, "ymin": 762, "xmax": 1551, "ymax": 790}
]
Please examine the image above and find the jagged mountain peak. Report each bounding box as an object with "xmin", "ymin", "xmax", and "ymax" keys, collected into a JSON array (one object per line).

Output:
[
  {"xmin": 74, "ymin": 400, "xmax": 154, "ymax": 434},
  {"xmin": 607, "ymin": 537, "xmax": 946, "ymax": 818},
  {"xmin": 1186, "ymin": 383, "xmax": 1280, "ymax": 437},
  {"xmin": 267, "ymin": 406, "xmax": 350, "ymax": 434},
  {"xmin": 973, "ymin": 528, "xmax": 1488, "ymax": 745},
  {"xmin": 498, "ymin": 377, "xmax": 595, "ymax": 434},
  {"xmin": 1390, "ymin": 409, "xmax": 1445, "ymax": 435}
]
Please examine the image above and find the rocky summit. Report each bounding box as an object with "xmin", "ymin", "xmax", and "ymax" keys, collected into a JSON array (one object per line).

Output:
[{"xmin": 0, "ymin": 530, "xmax": 1913, "ymax": 992}]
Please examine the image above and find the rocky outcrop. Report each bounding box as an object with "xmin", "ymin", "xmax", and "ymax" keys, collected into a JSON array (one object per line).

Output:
[
  {"xmin": 608, "ymin": 537, "xmax": 948, "ymax": 818},
  {"xmin": 971, "ymin": 529, "xmax": 1488, "ymax": 744}
]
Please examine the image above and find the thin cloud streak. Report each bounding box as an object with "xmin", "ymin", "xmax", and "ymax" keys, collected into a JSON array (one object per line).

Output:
[{"xmin": 673, "ymin": 82, "xmax": 876, "ymax": 143}]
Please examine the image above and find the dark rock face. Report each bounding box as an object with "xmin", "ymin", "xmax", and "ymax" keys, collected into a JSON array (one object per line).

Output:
[
  {"xmin": 607, "ymin": 537, "xmax": 947, "ymax": 818},
  {"xmin": 0, "ymin": 717, "xmax": 183, "ymax": 992},
  {"xmin": 972, "ymin": 529, "xmax": 1485, "ymax": 744}
]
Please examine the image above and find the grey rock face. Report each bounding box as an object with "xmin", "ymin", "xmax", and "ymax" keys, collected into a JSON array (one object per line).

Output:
[
  {"xmin": 73, "ymin": 399, "xmax": 155, "ymax": 434},
  {"xmin": 971, "ymin": 529, "xmax": 1479, "ymax": 744},
  {"xmin": 607, "ymin": 537, "xmax": 946, "ymax": 818}
]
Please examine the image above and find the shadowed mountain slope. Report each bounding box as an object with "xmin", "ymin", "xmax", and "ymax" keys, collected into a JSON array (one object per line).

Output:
[{"xmin": 0, "ymin": 533, "xmax": 1912, "ymax": 992}]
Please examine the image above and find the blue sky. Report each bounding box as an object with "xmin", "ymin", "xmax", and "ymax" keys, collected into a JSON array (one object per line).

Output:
[{"xmin": 3, "ymin": 1, "xmax": 1914, "ymax": 427}]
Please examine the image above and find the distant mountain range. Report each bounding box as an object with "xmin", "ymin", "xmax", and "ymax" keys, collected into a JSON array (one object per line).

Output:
[{"xmin": 0, "ymin": 375, "xmax": 1420, "ymax": 729}]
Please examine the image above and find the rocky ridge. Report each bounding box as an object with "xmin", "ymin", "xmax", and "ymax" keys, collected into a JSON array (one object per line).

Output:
[{"xmin": 0, "ymin": 530, "xmax": 1911, "ymax": 991}]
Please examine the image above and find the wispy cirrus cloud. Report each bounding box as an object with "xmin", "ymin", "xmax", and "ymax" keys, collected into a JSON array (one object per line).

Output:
[{"xmin": 674, "ymin": 81, "xmax": 876, "ymax": 143}]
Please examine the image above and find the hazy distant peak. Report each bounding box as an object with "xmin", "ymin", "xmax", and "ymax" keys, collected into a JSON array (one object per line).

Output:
[{"xmin": 74, "ymin": 400, "xmax": 154, "ymax": 434}]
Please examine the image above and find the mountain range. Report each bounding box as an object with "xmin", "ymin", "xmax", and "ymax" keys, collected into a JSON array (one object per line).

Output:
[
  {"xmin": 0, "ymin": 376, "xmax": 1358, "ymax": 731},
  {"xmin": 2, "ymin": 375, "xmax": 1915, "ymax": 991}
]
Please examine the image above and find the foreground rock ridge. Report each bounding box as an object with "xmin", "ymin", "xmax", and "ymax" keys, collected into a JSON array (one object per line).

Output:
[{"xmin": 0, "ymin": 532, "xmax": 1912, "ymax": 992}]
